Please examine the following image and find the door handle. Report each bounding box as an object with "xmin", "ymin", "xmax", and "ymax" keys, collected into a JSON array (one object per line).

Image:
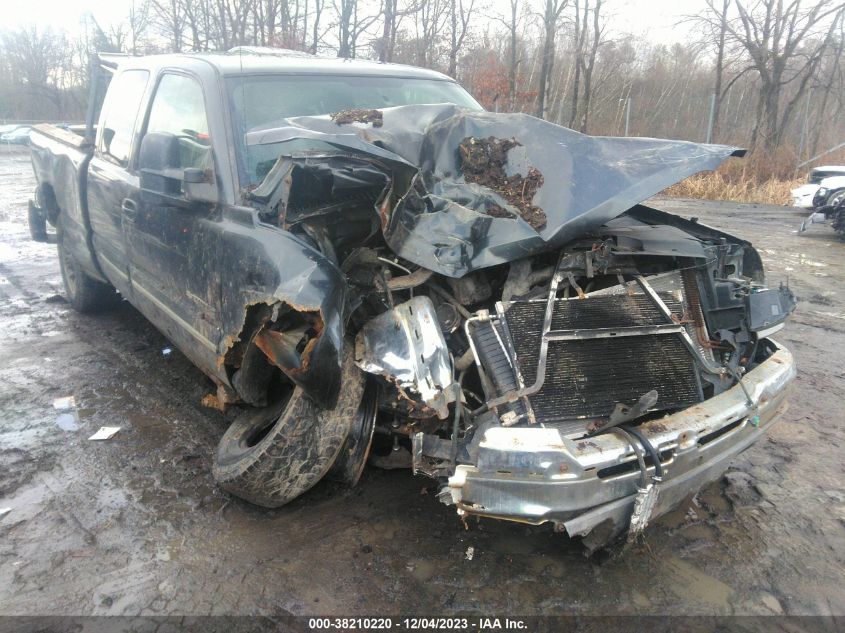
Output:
[{"xmin": 121, "ymin": 198, "xmax": 138, "ymax": 220}]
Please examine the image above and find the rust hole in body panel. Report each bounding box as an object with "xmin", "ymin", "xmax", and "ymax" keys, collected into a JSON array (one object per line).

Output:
[{"xmin": 253, "ymin": 311, "xmax": 324, "ymax": 379}]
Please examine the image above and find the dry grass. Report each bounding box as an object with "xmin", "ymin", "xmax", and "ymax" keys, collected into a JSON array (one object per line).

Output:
[
  {"xmin": 664, "ymin": 171, "xmax": 802, "ymax": 205},
  {"xmin": 663, "ymin": 147, "xmax": 806, "ymax": 206}
]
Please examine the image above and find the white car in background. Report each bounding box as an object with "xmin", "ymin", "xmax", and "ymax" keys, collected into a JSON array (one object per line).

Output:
[{"xmin": 792, "ymin": 165, "xmax": 845, "ymax": 208}]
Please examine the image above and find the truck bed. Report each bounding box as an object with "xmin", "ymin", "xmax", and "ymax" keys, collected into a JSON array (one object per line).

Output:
[
  {"xmin": 31, "ymin": 123, "xmax": 90, "ymax": 149},
  {"xmin": 29, "ymin": 123, "xmax": 101, "ymax": 280}
]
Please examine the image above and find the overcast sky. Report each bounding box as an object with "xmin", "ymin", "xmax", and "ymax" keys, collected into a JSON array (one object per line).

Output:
[{"xmin": 4, "ymin": 0, "xmax": 705, "ymax": 46}]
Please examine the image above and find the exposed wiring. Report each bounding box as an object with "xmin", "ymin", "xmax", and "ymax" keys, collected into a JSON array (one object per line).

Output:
[{"xmin": 377, "ymin": 256, "xmax": 412, "ymax": 275}]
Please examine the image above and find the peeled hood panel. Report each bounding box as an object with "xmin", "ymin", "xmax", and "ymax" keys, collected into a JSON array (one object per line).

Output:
[{"xmin": 247, "ymin": 104, "xmax": 744, "ymax": 277}]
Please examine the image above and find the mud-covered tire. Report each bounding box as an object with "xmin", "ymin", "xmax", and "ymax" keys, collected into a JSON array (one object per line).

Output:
[
  {"xmin": 833, "ymin": 208, "xmax": 845, "ymax": 240},
  {"xmin": 57, "ymin": 225, "xmax": 118, "ymax": 313},
  {"xmin": 212, "ymin": 346, "xmax": 365, "ymax": 508},
  {"xmin": 28, "ymin": 200, "xmax": 48, "ymax": 242}
]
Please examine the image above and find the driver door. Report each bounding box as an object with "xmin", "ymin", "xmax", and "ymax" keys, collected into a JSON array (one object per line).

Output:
[{"xmin": 124, "ymin": 72, "xmax": 222, "ymax": 356}]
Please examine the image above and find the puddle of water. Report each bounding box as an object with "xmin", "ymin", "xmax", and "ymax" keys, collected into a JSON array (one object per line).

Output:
[
  {"xmin": 797, "ymin": 254, "xmax": 827, "ymax": 268},
  {"xmin": 659, "ymin": 555, "xmax": 734, "ymax": 609},
  {"xmin": 53, "ymin": 396, "xmax": 76, "ymax": 410},
  {"xmin": 407, "ymin": 558, "xmax": 438, "ymax": 582},
  {"xmin": 55, "ymin": 413, "xmax": 79, "ymax": 431}
]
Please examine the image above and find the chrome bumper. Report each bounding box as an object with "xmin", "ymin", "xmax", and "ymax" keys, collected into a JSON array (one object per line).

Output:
[{"xmin": 445, "ymin": 341, "xmax": 796, "ymax": 542}]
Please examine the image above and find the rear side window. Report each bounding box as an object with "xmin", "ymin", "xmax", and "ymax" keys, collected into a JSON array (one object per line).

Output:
[
  {"xmin": 144, "ymin": 73, "xmax": 212, "ymax": 171},
  {"xmin": 98, "ymin": 70, "xmax": 149, "ymax": 166}
]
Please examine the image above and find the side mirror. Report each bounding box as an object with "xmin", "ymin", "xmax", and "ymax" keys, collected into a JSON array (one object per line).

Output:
[
  {"xmin": 182, "ymin": 167, "xmax": 219, "ymax": 204},
  {"xmin": 138, "ymin": 132, "xmax": 218, "ymax": 204}
]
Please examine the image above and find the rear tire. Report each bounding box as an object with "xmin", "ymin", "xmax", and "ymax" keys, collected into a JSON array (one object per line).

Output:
[
  {"xmin": 57, "ymin": 224, "xmax": 118, "ymax": 313},
  {"xmin": 28, "ymin": 200, "xmax": 48, "ymax": 242},
  {"xmin": 212, "ymin": 345, "xmax": 365, "ymax": 508}
]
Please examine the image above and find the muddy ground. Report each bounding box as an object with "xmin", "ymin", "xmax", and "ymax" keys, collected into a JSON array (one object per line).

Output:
[{"xmin": 0, "ymin": 146, "xmax": 843, "ymax": 618}]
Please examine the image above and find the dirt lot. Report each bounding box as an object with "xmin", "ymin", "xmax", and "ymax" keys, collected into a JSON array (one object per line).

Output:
[{"xmin": 0, "ymin": 146, "xmax": 843, "ymax": 618}]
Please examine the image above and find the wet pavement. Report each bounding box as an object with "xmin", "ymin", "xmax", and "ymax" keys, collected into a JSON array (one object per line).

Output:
[{"xmin": 0, "ymin": 146, "xmax": 843, "ymax": 616}]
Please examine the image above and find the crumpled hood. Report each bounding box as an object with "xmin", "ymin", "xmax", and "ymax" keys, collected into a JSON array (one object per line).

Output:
[{"xmin": 247, "ymin": 104, "xmax": 744, "ymax": 277}]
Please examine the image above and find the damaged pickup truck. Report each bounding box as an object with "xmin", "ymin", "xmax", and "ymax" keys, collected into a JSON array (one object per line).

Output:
[{"xmin": 28, "ymin": 50, "xmax": 796, "ymax": 550}]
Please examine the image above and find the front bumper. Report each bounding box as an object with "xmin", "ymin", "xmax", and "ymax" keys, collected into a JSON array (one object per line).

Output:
[
  {"xmin": 445, "ymin": 341, "xmax": 795, "ymax": 542},
  {"xmin": 792, "ymin": 185, "xmax": 819, "ymax": 208}
]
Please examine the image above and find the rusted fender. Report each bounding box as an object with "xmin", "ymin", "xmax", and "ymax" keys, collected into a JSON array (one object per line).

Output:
[{"xmin": 217, "ymin": 213, "xmax": 347, "ymax": 408}]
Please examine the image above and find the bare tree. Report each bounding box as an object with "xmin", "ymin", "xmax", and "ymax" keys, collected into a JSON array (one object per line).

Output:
[
  {"xmin": 311, "ymin": 0, "xmax": 327, "ymax": 53},
  {"xmin": 568, "ymin": 0, "xmax": 586, "ymax": 127},
  {"xmin": 378, "ymin": 0, "xmax": 400, "ymax": 61},
  {"xmin": 710, "ymin": 0, "xmax": 730, "ymax": 141},
  {"xmin": 335, "ymin": 0, "xmax": 354, "ymax": 56},
  {"xmin": 715, "ymin": 0, "xmax": 844, "ymax": 151},
  {"xmin": 127, "ymin": 0, "xmax": 152, "ymax": 54},
  {"xmin": 810, "ymin": 15, "xmax": 845, "ymax": 156},
  {"xmin": 150, "ymin": 0, "xmax": 187, "ymax": 51},
  {"xmin": 535, "ymin": 0, "xmax": 568, "ymax": 119},
  {"xmin": 575, "ymin": 0, "xmax": 603, "ymax": 132},
  {"xmin": 492, "ymin": 0, "xmax": 523, "ymax": 110},
  {"xmin": 335, "ymin": 0, "xmax": 380, "ymax": 58},
  {"xmin": 1, "ymin": 26, "xmax": 70, "ymax": 116},
  {"xmin": 447, "ymin": 0, "xmax": 476, "ymax": 77},
  {"xmin": 415, "ymin": 0, "xmax": 449, "ymax": 66}
]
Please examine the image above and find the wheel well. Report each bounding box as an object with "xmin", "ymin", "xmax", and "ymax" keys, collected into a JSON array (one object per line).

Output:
[
  {"xmin": 223, "ymin": 302, "xmax": 325, "ymax": 408},
  {"xmin": 36, "ymin": 183, "xmax": 60, "ymax": 224}
]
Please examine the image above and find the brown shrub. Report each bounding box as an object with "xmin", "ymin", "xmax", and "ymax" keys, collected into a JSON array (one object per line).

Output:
[
  {"xmin": 663, "ymin": 171, "xmax": 803, "ymax": 205},
  {"xmin": 663, "ymin": 148, "xmax": 805, "ymax": 205}
]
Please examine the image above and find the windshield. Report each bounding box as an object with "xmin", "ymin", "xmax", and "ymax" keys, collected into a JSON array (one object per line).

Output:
[{"xmin": 227, "ymin": 73, "xmax": 483, "ymax": 185}]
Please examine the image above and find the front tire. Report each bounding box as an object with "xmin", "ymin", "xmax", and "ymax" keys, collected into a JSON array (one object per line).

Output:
[{"xmin": 212, "ymin": 345, "xmax": 365, "ymax": 508}]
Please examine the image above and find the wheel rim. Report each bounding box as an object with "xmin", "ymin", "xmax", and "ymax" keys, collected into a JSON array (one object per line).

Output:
[
  {"xmin": 327, "ymin": 380, "xmax": 379, "ymax": 485},
  {"xmin": 830, "ymin": 192, "xmax": 845, "ymax": 207},
  {"xmin": 217, "ymin": 388, "xmax": 294, "ymax": 466}
]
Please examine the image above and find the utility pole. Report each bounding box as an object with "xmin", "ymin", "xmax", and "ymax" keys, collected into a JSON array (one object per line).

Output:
[
  {"xmin": 624, "ymin": 97, "xmax": 631, "ymax": 136},
  {"xmin": 796, "ymin": 91, "xmax": 812, "ymax": 169},
  {"xmin": 706, "ymin": 93, "xmax": 716, "ymax": 144}
]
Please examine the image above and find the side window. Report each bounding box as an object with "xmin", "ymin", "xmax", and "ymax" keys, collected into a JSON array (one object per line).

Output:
[
  {"xmin": 98, "ymin": 70, "xmax": 149, "ymax": 166},
  {"xmin": 145, "ymin": 74, "xmax": 212, "ymax": 171}
]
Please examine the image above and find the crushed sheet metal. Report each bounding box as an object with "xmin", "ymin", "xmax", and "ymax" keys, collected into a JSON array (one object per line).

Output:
[
  {"xmin": 628, "ymin": 482, "xmax": 660, "ymax": 541},
  {"xmin": 443, "ymin": 344, "xmax": 795, "ymax": 541},
  {"xmin": 214, "ymin": 218, "xmax": 349, "ymax": 408},
  {"xmin": 247, "ymin": 104, "xmax": 744, "ymax": 277},
  {"xmin": 354, "ymin": 296, "xmax": 455, "ymax": 419}
]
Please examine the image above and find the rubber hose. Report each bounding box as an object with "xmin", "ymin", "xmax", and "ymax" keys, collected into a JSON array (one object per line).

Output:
[
  {"xmin": 601, "ymin": 427, "xmax": 649, "ymax": 488},
  {"xmin": 622, "ymin": 425, "xmax": 664, "ymax": 479}
]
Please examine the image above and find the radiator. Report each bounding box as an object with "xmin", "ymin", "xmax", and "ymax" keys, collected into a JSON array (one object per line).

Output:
[{"xmin": 494, "ymin": 289, "xmax": 703, "ymax": 425}]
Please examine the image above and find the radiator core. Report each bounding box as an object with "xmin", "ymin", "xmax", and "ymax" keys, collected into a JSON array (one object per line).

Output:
[{"xmin": 502, "ymin": 293, "xmax": 703, "ymax": 422}]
